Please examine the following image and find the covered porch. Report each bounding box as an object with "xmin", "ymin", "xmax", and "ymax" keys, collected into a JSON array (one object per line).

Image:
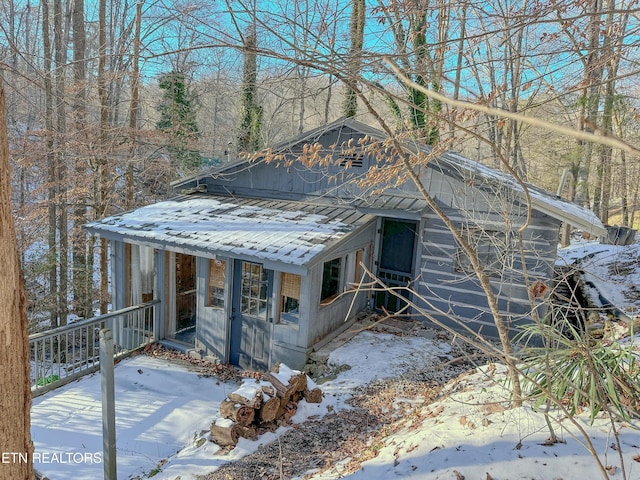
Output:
[{"xmin": 85, "ymin": 194, "xmax": 376, "ymax": 370}]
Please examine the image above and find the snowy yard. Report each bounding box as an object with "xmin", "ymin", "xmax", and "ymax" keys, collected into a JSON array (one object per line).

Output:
[{"xmin": 31, "ymin": 241, "xmax": 640, "ymax": 480}]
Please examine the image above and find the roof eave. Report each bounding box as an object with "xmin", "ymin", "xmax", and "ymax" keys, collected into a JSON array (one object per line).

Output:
[{"xmin": 529, "ymin": 197, "xmax": 607, "ymax": 237}]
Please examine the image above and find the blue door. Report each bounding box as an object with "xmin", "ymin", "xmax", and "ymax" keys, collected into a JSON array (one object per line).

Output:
[
  {"xmin": 376, "ymin": 219, "xmax": 417, "ymax": 312},
  {"xmin": 230, "ymin": 260, "xmax": 273, "ymax": 371}
]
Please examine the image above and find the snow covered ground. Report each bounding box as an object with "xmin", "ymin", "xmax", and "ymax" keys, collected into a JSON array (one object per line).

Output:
[{"xmin": 31, "ymin": 241, "xmax": 640, "ymax": 480}]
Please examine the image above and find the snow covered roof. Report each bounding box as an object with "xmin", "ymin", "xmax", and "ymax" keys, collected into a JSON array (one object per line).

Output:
[
  {"xmin": 85, "ymin": 195, "xmax": 373, "ymax": 270},
  {"xmin": 440, "ymin": 151, "xmax": 607, "ymax": 236}
]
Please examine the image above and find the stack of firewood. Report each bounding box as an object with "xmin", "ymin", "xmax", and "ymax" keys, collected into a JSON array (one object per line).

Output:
[{"xmin": 210, "ymin": 363, "xmax": 323, "ymax": 447}]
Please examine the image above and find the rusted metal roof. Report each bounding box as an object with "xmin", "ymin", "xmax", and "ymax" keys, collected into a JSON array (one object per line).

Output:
[{"xmin": 85, "ymin": 194, "xmax": 374, "ymax": 269}]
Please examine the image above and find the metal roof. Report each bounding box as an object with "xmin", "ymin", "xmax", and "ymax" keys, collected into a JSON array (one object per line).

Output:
[
  {"xmin": 171, "ymin": 117, "xmax": 606, "ymax": 237},
  {"xmin": 85, "ymin": 195, "xmax": 374, "ymax": 270}
]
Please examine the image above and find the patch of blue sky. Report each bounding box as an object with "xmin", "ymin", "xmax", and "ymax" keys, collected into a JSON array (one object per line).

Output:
[{"xmin": 61, "ymin": 0, "xmax": 637, "ymax": 104}]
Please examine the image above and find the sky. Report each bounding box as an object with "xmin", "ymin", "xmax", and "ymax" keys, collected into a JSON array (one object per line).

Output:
[{"xmin": 29, "ymin": 239, "xmax": 640, "ymax": 480}]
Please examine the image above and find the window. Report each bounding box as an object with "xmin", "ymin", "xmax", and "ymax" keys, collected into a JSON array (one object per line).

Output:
[
  {"xmin": 280, "ymin": 273, "xmax": 301, "ymax": 325},
  {"xmin": 207, "ymin": 259, "xmax": 226, "ymax": 308},
  {"xmin": 240, "ymin": 261, "xmax": 268, "ymax": 319},
  {"xmin": 455, "ymin": 228, "xmax": 509, "ymax": 277},
  {"xmin": 321, "ymin": 257, "xmax": 342, "ymax": 303}
]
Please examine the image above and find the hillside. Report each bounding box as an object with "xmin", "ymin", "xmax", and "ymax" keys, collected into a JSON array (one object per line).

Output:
[{"xmin": 31, "ymin": 240, "xmax": 640, "ymax": 480}]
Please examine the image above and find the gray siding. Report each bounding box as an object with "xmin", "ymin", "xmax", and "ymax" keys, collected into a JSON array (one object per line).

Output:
[
  {"xmin": 306, "ymin": 221, "xmax": 377, "ymax": 347},
  {"xmin": 181, "ymin": 127, "xmax": 397, "ymax": 202},
  {"xmin": 120, "ymin": 117, "xmax": 600, "ymax": 361},
  {"xmin": 415, "ymin": 210, "xmax": 561, "ymax": 337},
  {"xmin": 268, "ymin": 271, "xmax": 311, "ymax": 369}
]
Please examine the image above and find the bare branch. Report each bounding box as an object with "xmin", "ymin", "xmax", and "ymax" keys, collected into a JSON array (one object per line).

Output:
[{"xmin": 384, "ymin": 57, "xmax": 640, "ymax": 156}]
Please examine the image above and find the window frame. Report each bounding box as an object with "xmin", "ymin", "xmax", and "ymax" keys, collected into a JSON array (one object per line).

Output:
[
  {"xmin": 279, "ymin": 272, "xmax": 301, "ymax": 326},
  {"xmin": 240, "ymin": 261, "xmax": 269, "ymax": 320},
  {"xmin": 206, "ymin": 258, "xmax": 227, "ymax": 308},
  {"xmin": 320, "ymin": 257, "xmax": 343, "ymax": 305}
]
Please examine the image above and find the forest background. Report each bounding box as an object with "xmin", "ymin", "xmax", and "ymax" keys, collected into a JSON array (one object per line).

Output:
[{"xmin": 1, "ymin": 0, "xmax": 639, "ymax": 331}]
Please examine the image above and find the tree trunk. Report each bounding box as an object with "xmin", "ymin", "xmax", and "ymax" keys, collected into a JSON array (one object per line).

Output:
[
  {"xmin": 126, "ymin": 1, "xmax": 142, "ymax": 210},
  {"xmin": 0, "ymin": 78, "xmax": 35, "ymax": 480},
  {"xmin": 98, "ymin": 0, "xmax": 110, "ymax": 314},
  {"xmin": 574, "ymin": 0, "xmax": 604, "ymax": 207},
  {"xmin": 237, "ymin": 25, "xmax": 262, "ymax": 152},
  {"xmin": 43, "ymin": 0, "xmax": 59, "ymax": 327},
  {"xmin": 594, "ymin": 0, "xmax": 624, "ymax": 224},
  {"xmin": 71, "ymin": 0, "xmax": 92, "ymax": 319},
  {"xmin": 343, "ymin": 0, "xmax": 365, "ymax": 118},
  {"xmin": 54, "ymin": 0, "xmax": 68, "ymax": 326}
]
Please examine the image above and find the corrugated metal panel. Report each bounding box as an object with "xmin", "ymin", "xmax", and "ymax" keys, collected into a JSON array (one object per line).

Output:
[{"xmin": 86, "ymin": 195, "xmax": 373, "ymax": 268}]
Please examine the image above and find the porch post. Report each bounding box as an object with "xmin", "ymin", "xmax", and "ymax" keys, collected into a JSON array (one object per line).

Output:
[
  {"xmin": 110, "ymin": 240, "xmax": 127, "ymax": 347},
  {"xmin": 154, "ymin": 249, "xmax": 166, "ymax": 342},
  {"xmin": 100, "ymin": 329, "xmax": 117, "ymax": 480}
]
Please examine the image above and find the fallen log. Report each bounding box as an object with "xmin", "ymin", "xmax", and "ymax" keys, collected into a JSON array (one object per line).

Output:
[
  {"xmin": 220, "ymin": 399, "xmax": 255, "ymax": 426},
  {"xmin": 210, "ymin": 418, "xmax": 242, "ymax": 447}
]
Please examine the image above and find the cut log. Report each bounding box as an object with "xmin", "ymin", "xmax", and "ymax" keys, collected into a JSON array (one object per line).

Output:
[
  {"xmin": 264, "ymin": 372, "xmax": 297, "ymax": 401},
  {"xmin": 220, "ymin": 399, "xmax": 255, "ymax": 426},
  {"xmin": 281, "ymin": 400, "xmax": 298, "ymax": 423},
  {"xmin": 289, "ymin": 372, "xmax": 307, "ymax": 392},
  {"xmin": 257, "ymin": 396, "xmax": 281, "ymax": 423},
  {"xmin": 270, "ymin": 363, "xmax": 307, "ymax": 393},
  {"xmin": 303, "ymin": 375, "xmax": 323, "ymax": 403},
  {"xmin": 303, "ymin": 387, "xmax": 323, "ymax": 404},
  {"xmin": 210, "ymin": 418, "xmax": 242, "ymax": 447},
  {"xmin": 259, "ymin": 381, "xmax": 276, "ymax": 398},
  {"xmin": 237, "ymin": 424, "xmax": 257, "ymax": 440},
  {"xmin": 227, "ymin": 380, "xmax": 263, "ymax": 409},
  {"xmin": 256, "ymin": 420, "xmax": 278, "ymax": 433}
]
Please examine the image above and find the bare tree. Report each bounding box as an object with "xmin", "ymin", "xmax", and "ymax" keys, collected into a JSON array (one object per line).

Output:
[
  {"xmin": 343, "ymin": 0, "xmax": 365, "ymax": 118},
  {"xmin": 53, "ymin": 0, "xmax": 69, "ymax": 325},
  {"xmin": 98, "ymin": 0, "xmax": 110, "ymax": 314},
  {"xmin": 42, "ymin": 0, "xmax": 59, "ymax": 326}
]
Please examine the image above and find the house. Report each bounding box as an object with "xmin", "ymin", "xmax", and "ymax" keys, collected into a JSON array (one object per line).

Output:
[{"xmin": 85, "ymin": 118, "xmax": 606, "ymax": 370}]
